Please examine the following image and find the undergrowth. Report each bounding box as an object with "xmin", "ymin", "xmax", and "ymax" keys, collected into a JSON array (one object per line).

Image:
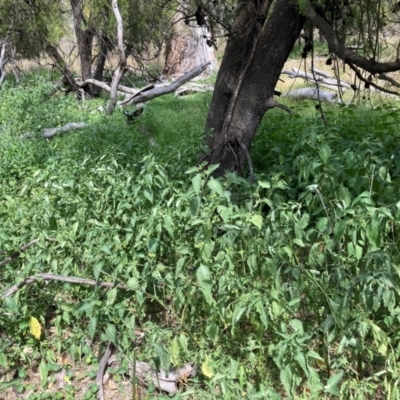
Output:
[{"xmin": 1, "ymin": 75, "xmax": 400, "ymax": 399}]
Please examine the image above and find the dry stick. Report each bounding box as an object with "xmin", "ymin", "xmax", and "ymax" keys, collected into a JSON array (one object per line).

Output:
[
  {"xmin": 96, "ymin": 343, "xmax": 115, "ymax": 400},
  {"xmin": 237, "ymin": 139, "xmax": 254, "ymax": 184},
  {"xmin": 2, "ymin": 273, "xmax": 130, "ymax": 298},
  {"xmin": 0, "ymin": 239, "xmax": 40, "ymax": 267}
]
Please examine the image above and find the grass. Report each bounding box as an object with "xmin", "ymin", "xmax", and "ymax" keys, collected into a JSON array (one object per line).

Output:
[{"xmin": 1, "ymin": 70, "xmax": 400, "ymax": 399}]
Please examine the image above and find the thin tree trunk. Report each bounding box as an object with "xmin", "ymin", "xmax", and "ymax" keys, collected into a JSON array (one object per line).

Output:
[
  {"xmin": 71, "ymin": 0, "xmax": 94, "ymax": 95},
  {"xmin": 92, "ymin": 34, "xmax": 112, "ymax": 97},
  {"xmin": 46, "ymin": 43, "xmax": 81, "ymax": 93},
  {"xmin": 202, "ymin": 0, "xmax": 305, "ymax": 177},
  {"xmin": 107, "ymin": 0, "xmax": 126, "ymax": 115}
]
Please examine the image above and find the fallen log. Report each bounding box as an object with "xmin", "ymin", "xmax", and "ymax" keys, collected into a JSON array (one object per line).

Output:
[
  {"xmin": 286, "ymin": 87, "xmax": 339, "ymax": 102},
  {"xmin": 282, "ymin": 67, "xmax": 351, "ymax": 90},
  {"xmin": 20, "ymin": 122, "xmax": 88, "ymax": 139}
]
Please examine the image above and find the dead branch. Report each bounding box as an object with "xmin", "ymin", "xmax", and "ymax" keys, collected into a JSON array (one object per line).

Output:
[
  {"xmin": 286, "ymin": 87, "xmax": 339, "ymax": 103},
  {"xmin": 118, "ymin": 62, "xmax": 210, "ymax": 106},
  {"xmin": 0, "ymin": 239, "xmax": 40, "ymax": 267},
  {"xmin": 97, "ymin": 343, "xmax": 115, "ymax": 400},
  {"xmin": 20, "ymin": 122, "xmax": 88, "ymax": 139},
  {"xmin": 2, "ymin": 273, "xmax": 130, "ymax": 298},
  {"xmin": 282, "ymin": 67, "xmax": 351, "ymax": 89}
]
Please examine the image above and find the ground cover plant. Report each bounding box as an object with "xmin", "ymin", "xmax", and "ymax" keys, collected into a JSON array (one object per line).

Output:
[{"xmin": 1, "ymin": 75, "xmax": 400, "ymax": 399}]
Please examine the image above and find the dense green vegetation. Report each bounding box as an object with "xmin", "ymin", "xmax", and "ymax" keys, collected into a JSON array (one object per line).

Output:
[{"xmin": 2, "ymin": 75, "xmax": 400, "ymax": 399}]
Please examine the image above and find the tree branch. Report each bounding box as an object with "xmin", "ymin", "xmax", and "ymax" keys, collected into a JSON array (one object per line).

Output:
[
  {"xmin": 0, "ymin": 239, "xmax": 40, "ymax": 267},
  {"xmin": 304, "ymin": 2, "xmax": 400, "ymax": 74},
  {"xmin": 347, "ymin": 62, "xmax": 400, "ymax": 96},
  {"xmin": 118, "ymin": 62, "xmax": 210, "ymax": 106},
  {"xmin": 2, "ymin": 273, "xmax": 130, "ymax": 298},
  {"xmin": 97, "ymin": 343, "xmax": 115, "ymax": 400}
]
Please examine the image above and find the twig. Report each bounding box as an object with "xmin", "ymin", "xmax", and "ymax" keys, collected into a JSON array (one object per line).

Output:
[
  {"xmin": 2, "ymin": 273, "xmax": 130, "ymax": 298},
  {"xmin": 237, "ymin": 139, "xmax": 254, "ymax": 184},
  {"xmin": 97, "ymin": 343, "xmax": 115, "ymax": 400},
  {"xmin": 274, "ymin": 101, "xmax": 294, "ymax": 114},
  {"xmin": 0, "ymin": 239, "xmax": 40, "ymax": 267}
]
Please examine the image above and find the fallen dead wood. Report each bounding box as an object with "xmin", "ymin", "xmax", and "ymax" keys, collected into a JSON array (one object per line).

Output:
[
  {"xmin": 286, "ymin": 87, "xmax": 339, "ymax": 102},
  {"xmin": 118, "ymin": 62, "xmax": 210, "ymax": 106},
  {"xmin": 0, "ymin": 238, "xmax": 58, "ymax": 267},
  {"xmin": 282, "ymin": 67, "xmax": 351, "ymax": 90},
  {"xmin": 174, "ymin": 82, "xmax": 214, "ymax": 97},
  {"xmin": 20, "ymin": 122, "xmax": 88, "ymax": 139},
  {"xmin": 0, "ymin": 239, "xmax": 40, "ymax": 267},
  {"xmin": 97, "ymin": 343, "xmax": 115, "ymax": 400},
  {"xmin": 2, "ymin": 272, "xmax": 130, "ymax": 298}
]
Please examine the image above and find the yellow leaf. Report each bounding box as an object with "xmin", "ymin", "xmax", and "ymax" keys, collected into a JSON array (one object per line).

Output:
[
  {"xmin": 201, "ymin": 356, "xmax": 214, "ymax": 378},
  {"xmin": 29, "ymin": 316, "xmax": 42, "ymax": 340}
]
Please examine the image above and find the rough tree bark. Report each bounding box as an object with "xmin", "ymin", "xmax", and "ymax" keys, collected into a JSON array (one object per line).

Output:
[
  {"xmin": 202, "ymin": 0, "xmax": 305, "ymax": 178},
  {"xmin": 71, "ymin": 0, "xmax": 95, "ymax": 95}
]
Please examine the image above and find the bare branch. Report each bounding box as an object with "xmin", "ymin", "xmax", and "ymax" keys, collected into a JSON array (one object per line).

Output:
[
  {"xmin": 0, "ymin": 239, "xmax": 39, "ymax": 267},
  {"xmin": 304, "ymin": 2, "xmax": 400, "ymax": 74},
  {"xmin": 118, "ymin": 62, "xmax": 210, "ymax": 106},
  {"xmin": 347, "ymin": 62, "xmax": 400, "ymax": 96},
  {"xmin": 97, "ymin": 343, "xmax": 115, "ymax": 400},
  {"xmin": 2, "ymin": 273, "xmax": 130, "ymax": 298},
  {"xmin": 378, "ymin": 73, "xmax": 400, "ymax": 89},
  {"xmin": 274, "ymin": 101, "xmax": 295, "ymax": 114}
]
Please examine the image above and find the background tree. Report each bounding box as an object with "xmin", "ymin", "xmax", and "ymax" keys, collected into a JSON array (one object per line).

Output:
[{"xmin": 201, "ymin": 0, "xmax": 400, "ymax": 178}]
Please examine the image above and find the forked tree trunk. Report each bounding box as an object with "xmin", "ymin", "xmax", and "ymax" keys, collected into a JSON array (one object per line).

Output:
[{"xmin": 203, "ymin": 0, "xmax": 305, "ymax": 177}]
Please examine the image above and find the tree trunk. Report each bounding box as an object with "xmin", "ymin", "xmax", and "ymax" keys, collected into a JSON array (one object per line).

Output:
[
  {"xmin": 71, "ymin": 0, "xmax": 94, "ymax": 95},
  {"xmin": 92, "ymin": 34, "xmax": 112, "ymax": 97},
  {"xmin": 163, "ymin": 13, "xmax": 218, "ymax": 76},
  {"xmin": 202, "ymin": 0, "xmax": 305, "ymax": 178}
]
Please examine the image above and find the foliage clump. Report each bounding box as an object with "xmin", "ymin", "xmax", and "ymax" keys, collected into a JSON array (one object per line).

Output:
[{"xmin": 1, "ymin": 78, "xmax": 400, "ymax": 398}]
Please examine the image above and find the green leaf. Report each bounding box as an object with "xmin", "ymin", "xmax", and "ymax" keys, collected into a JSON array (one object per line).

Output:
[
  {"xmin": 319, "ymin": 143, "xmax": 332, "ymax": 164},
  {"xmin": 207, "ymin": 178, "xmax": 225, "ymax": 197},
  {"xmin": 196, "ymin": 265, "xmax": 214, "ymax": 305},
  {"xmin": 290, "ymin": 319, "xmax": 304, "ymax": 335},
  {"xmin": 39, "ymin": 360, "xmax": 48, "ymax": 387},
  {"xmin": 333, "ymin": 220, "xmax": 348, "ymax": 244},
  {"xmin": 192, "ymin": 174, "xmax": 202, "ymax": 196},
  {"xmin": 170, "ymin": 338, "xmax": 180, "ymax": 365},
  {"xmin": 258, "ymin": 180, "xmax": 271, "ymax": 189},
  {"xmin": 324, "ymin": 371, "xmax": 344, "ymax": 395},
  {"xmin": 366, "ymin": 221, "xmax": 380, "ymax": 248},
  {"xmin": 106, "ymin": 288, "xmax": 117, "ymax": 306},
  {"xmin": 100, "ymin": 245, "xmax": 111, "ymax": 255},
  {"xmin": 251, "ymin": 214, "xmax": 263, "ymax": 229},
  {"xmin": 255, "ymin": 300, "xmax": 268, "ymax": 329},
  {"xmin": 154, "ymin": 343, "xmax": 170, "ymax": 371},
  {"xmin": 105, "ymin": 324, "xmax": 118, "ymax": 345},
  {"xmin": 337, "ymin": 185, "xmax": 352, "ymax": 207}
]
